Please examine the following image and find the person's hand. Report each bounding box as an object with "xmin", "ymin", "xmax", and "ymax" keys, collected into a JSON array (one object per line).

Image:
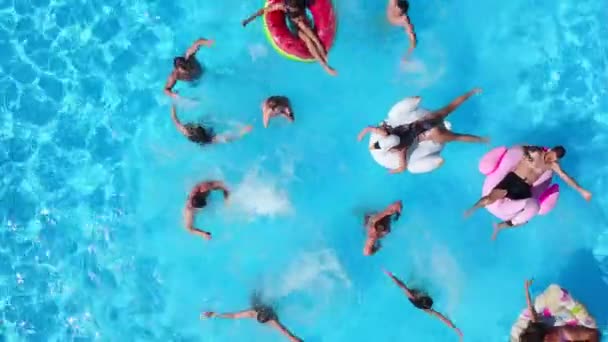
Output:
[
  {"xmin": 223, "ymin": 190, "xmax": 230, "ymax": 200},
  {"xmin": 525, "ymin": 278, "xmax": 534, "ymax": 289},
  {"xmin": 580, "ymin": 189, "xmax": 592, "ymax": 201},
  {"xmin": 198, "ymin": 231, "xmax": 212, "ymax": 240},
  {"xmin": 204, "ymin": 39, "xmax": 215, "ymax": 46},
  {"xmin": 382, "ymin": 269, "xmax": 394, "ymax": 277},
  {"xmin": 201, "ymin": 311, "xmax": 215, "ymax": 319},
  {"xmin": 242, "ymin": 19, "xmax": 250, "ymax": 27},
  {"xmin": 471, "ymin": 87, "xmax": 482, "ymax": 95}
]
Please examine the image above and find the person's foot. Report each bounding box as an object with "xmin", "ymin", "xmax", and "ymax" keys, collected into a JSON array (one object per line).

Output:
[
  {"xmin": 241, "ymin": 125, "xmax": 253, "ymax": 134},
  {"xmin": 201, "ymin": 232, "xmax": 212, "ymax": 240},
  {"xmin": 491, "ymin": 223, "xmax": 505, "ymax": 241},
  {"xmin": 323, "ymin": 65, "xmax": 338, "ymax": 76},
  {"xmin": 201, "ymin": 311, "xmax": 215, "ymax": 319},
  {"xmin": 463, "ymin": 207, "xmax": 476, "ymax": 218},
  {"xmin": 471, "ymin": 87, "xmax": 483, "ymax": 95}
]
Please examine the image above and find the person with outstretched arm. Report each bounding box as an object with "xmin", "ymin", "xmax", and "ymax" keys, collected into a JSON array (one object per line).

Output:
[
  {"xmin": 202, "ymin": 295, "xmax": 303, "ymax": 342},
  {"xmin": 170, "ymin": 105, "xmax": 252, "ymax": 145},
  {"xmin": 363, "ymin": 200, "xmax": 402, "ymax": 256},
  {"xmin": 164, "ymin": 38, "xmax": 214, "ymax": 99},
  {"xmin": 383, "ymin": 269, "xmax": 463, "ymax": 341},
  {"xmin": 358, "ymin": 88, "xmax": 488, "ymax": 174},
  {"xmin": 242, "ymin": 0, "xmax": 337, "ymax": 76},
  {"xmin": 464, "ymin": 145, "xmax": 592, "ymax": 240},
  {"xmin": 184, "ymin": 180, "xmax": 230, "ymax": 240},
  {"xmin": 387, "ymin": 0, "xmax": 417, "ymax": 59}
]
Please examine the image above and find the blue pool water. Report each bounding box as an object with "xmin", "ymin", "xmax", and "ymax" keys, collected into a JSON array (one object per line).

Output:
[{"xmin": 1, "ymin": 0, "xmax": 607, "ymax": 340}]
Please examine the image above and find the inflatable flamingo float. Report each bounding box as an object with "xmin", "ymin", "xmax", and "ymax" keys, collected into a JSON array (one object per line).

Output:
[{"xmin": 478, "ymin": 146, "xmax": 560, "ymax": 224}]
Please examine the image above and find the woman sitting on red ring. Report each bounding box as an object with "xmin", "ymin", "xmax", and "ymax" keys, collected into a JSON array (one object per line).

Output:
[{"xmin": 242, "ymin": 0, "xmax": 337, "ymax": 76}]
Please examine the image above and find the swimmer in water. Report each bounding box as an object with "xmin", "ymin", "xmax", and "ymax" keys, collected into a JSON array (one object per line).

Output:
[
  {"xmin": 383, "ymin": 270, "xmax": 463, "ymax": 341},
  {"xmin": 387, "ymin": 0, "xmax": 417, "ymax": 59},
  {"xmin": 262, "ymin": 96, "xmax": 295, "ymax": 128},
  {"xmin": 164, "ymin": 38, "xmax": 214, "ymax": 99},
  {"xmin": 464, "ymin": 145, "xmax": 592, "ymax": 240},
  {"xmin": 171, "ymin": 105, "xmax": 252, "ymax": 145},
  {"xmin": 242, "ymin": 0, "xmax": 337, "ymax": 76},
  {"xmin": 363, "ymin": 200, "xmax": 402, "ymax": 256},
  {"xmin": 357, "ymin": 88, "xmax": 488, "ymax": 174},
  {"xmin": 202, "ymin": 293, "xmax": 303, "ymax": 342},
  {"xmin": 184, "ymin": 180, "xmax": 230, "ymax": 240}
]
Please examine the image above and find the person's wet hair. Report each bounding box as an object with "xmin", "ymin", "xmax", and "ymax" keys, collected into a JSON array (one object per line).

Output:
[
  {"xmin": 174, "ymin": 56, "xmax": 188, "ymax": 68},
  {"xmin": 250, "ymin": 292, "xmax": 278, "ymax": 324},
  {"xmin": 519, "ymin": 322, "xmax": 546, "ymax": 342},
  {"xmin": 551, "ymin": 145, "xmax": 566, "ymax": 159},
  {"xmin": 415, "ymin": 295, "xmax": 433, "ymax": 310},
  {"xmin": 397, "ymin": 0, "xmax": 410, "ymax": 13},
  {"xmin": 191, "ymin": 192, "xmax": 208, "ymax": 209},
  {"xmin": 185, "ymin": 124, "xmax": 214, "ymax": 145}
]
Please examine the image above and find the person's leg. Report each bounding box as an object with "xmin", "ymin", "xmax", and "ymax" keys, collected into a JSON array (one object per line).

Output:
[
  {"xmin": 427, "ymin": 129, "xmax": 488, "ymax": 144},
  {"xmin": 297, "ymin": 31, "xmax": 337, "ymax": 75},
  {"xmin": 295, "ymin": 19, "xmax": 328, "ymax": 58},
  {"xmin": 464, "ymin": 189, "xmax": 507, "ymax": 217}
]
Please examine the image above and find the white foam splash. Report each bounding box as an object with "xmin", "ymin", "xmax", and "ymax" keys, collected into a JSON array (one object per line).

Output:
[
  {"xmin": 228, "ymin": 170, "xmax": 293, "ymax": 219},
  {"xmin": 270, "ymin": 249, "xmax": 351, "ymax": 299}
]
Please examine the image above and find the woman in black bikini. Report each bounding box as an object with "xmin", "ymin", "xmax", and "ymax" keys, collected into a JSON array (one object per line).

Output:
[
  {"xmin": 202, "ymin": 293, "xmax": 303, "ymax": 342},
  {"xmin": 357, "ymin": 88, "xmax": 488, "ymax": 174},
  {"xmin": 383, "ymin": 270, "xmax": 463, "ymax": 341},
  {"xmin": 170, "ymin": 105, "xmax": 252, "ymax": 145},
  {"xmin": 363, "ymin": 200, "xmax": 402, "ymax": 256},
  {"xmin": 242, "ymin": 0, "xmax": 337, "ymax": 75},
  {"xmin": 262, "ymin": 96, "xmax": 295, "ymax": 127},
  {"xmin": 164, "ymin": 38, "xmax": 214, "ymax": 99}
]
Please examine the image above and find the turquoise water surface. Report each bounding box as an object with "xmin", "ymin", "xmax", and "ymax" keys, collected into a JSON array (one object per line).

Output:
[{"xmin": 1, "ymin": 0, "xmax": 607, "ymax": 341}]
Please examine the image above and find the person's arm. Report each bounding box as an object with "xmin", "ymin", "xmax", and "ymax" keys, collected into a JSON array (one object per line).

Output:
[
  {"xmin": 185, "ymin": 38, "xmax": 214, "ymax": 60},
  {"xmin": 358, "ymin": 126, "xmax": 389, "ymax": 141},
  {"xmin": 363, "ymin": 232, "xmax": 379, "ymax": 256},
  {"xmin": 267, "ymin": 320, "xmax": 303, "ymax": 342},
  {"xmin": 524, "ymin": 279, "xmax": 538, "ymax": 322},
  {"xmin": 183, "ymin": 205, "xmax": 211, "ymax": 240},
  {"xmin": 425, "ymin": 309, "xmax": 463, "ymax": 342},
  {"xmin": 242, "ymin": 4, "xmax": 285, "ymax": 27},
  {"xmin": 383, "ymin": 270, "xmax": 416, "ymax": 300},
  {"xmin": 164, "ymin": 72, "xmax": 178, "ymax": 98},
  {"xmin": 402, "ymin": 14, "xmax": 417, "ymax": 58},
  {"xmin": 551, "ymin": 163, "xmax": 592, "ymax": 201},
  {"xmin": 389, "ymin": 148, "xmax": 408, "ymax": 174},
  {"xmin": 207, "ymin": 181, "xmax": 230, "ymax": 200},
  {"xmin": 170, "ymin": 104, "xmax": 190, "ymax": 136},
  {"xmin": 212, "ymin": 126, "xmax": 253, "ymax": 144},
  {"xmin": 380, "ymin": 200, "xmax": 403, "ymax": 217},
  {"xmin": 426, "ymin": 88, "xmax": 482, "ymax": 120},
  {"xmin": 202, "ymin": 310, "xmax": 256, "ymax": 319}
]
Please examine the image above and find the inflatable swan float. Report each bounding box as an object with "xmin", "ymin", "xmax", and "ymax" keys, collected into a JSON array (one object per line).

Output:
[{"xmin": 368, "ymin": 96, "xmax": 451, "ymax": 174}]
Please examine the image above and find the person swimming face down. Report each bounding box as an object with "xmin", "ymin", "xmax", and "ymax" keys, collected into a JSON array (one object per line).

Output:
[
  {"xmin": 173, "ymin": 56, "xmax": 202, "ymax": 80},
  {"xmin": 184, "ymin": 124, "xmax": 215, "ymax": 145}
]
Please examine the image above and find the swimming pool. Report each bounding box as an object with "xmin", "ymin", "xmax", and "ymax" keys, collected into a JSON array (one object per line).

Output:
[{"xmin": 1, "ymin": 0, "xmax": 607, "ymax": 340}]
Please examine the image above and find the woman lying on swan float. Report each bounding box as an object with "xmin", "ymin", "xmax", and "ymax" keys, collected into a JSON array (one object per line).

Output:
[{"xmin": 357, "ymin": 88, "xmax": 487, "ymax": 174}]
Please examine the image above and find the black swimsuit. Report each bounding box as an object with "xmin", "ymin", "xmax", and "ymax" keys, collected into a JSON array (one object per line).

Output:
[
  {"xmin": 494, "ymin": 172, "xmax": 532, "ymax": 200},
  {"xmin": 409, "ymin": 290, "xmax": 433, "ymax": 310},
  {"xmin": 390, "ymin": 117, "xmax": 442, "ymax": 148},
  {"xmin": 254, "ymin": 305, "xmax": 278, "ymax": 323}
]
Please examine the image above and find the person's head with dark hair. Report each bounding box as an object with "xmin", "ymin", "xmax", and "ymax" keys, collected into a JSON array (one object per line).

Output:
[
  {"xmin": 396, "ymin": 0, "xmax": 410, "ymax": 14},
  {"xmin": 551, "ymin": 145, "xmax": 566, "ymax": 159},
  {"xmin": 519, "ymin": 321, "xmax": 547, "ymax": 342},
  {"xmin": 184, "ymin": 124, "xmax": 215, "ymax": 145},
  {"xmin": 173, "ymin": 56, "xmax": 202, "ymax": 80},
  {"xmin": 409, "ymin": 289, "xmax": 434, "ymax": 310}
]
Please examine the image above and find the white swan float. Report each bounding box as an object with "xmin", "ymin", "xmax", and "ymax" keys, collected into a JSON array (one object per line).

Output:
[{"xmin": 368, "ymin": 96, "xmax": 451, "ymax": 174}]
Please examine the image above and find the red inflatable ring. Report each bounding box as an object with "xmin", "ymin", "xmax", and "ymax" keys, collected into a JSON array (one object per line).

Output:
[{"xmin": 262, "ymin": 0, "xmax": 337, "ymax": 62}]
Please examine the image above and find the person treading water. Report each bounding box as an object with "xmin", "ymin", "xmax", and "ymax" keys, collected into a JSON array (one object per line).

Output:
[
  {"xmin": 363, "ymin": 200, "xmax": 402, "ymax": 256},
  {"xmin": 384, "ymin": 270, "xmax": 463, "ymax": 341},
  {"xmin": 387, "ymin": 0, "xmax": 417, "ymax": 59},
  {"xmin": 164, "ymin": 38, "xmax": 214, "ymax": 99},
  {"xmin": 184, "ymin": 180, "xmax": 230, "ymax": 240},
  {"xmin": 464, "ymin": 145, "xmax": 592, "ymax": 240},
  {"xmin": 357, "ymin": 88, "xmax": 488, "ymax": 174},
  {"xmin": 202, "ymin": 293, "xmax": 303, "ymax": 342},
  {"xmin": 171, "ymin": 105, "xmax": 252, "ymax": 145},
  {"xmin": 242, "ymin": 0, "xmax": 338, "ymax": 76},
  {"xmin": 262, "ymin": 96, "xmax": 295, "ymax": 128}
]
